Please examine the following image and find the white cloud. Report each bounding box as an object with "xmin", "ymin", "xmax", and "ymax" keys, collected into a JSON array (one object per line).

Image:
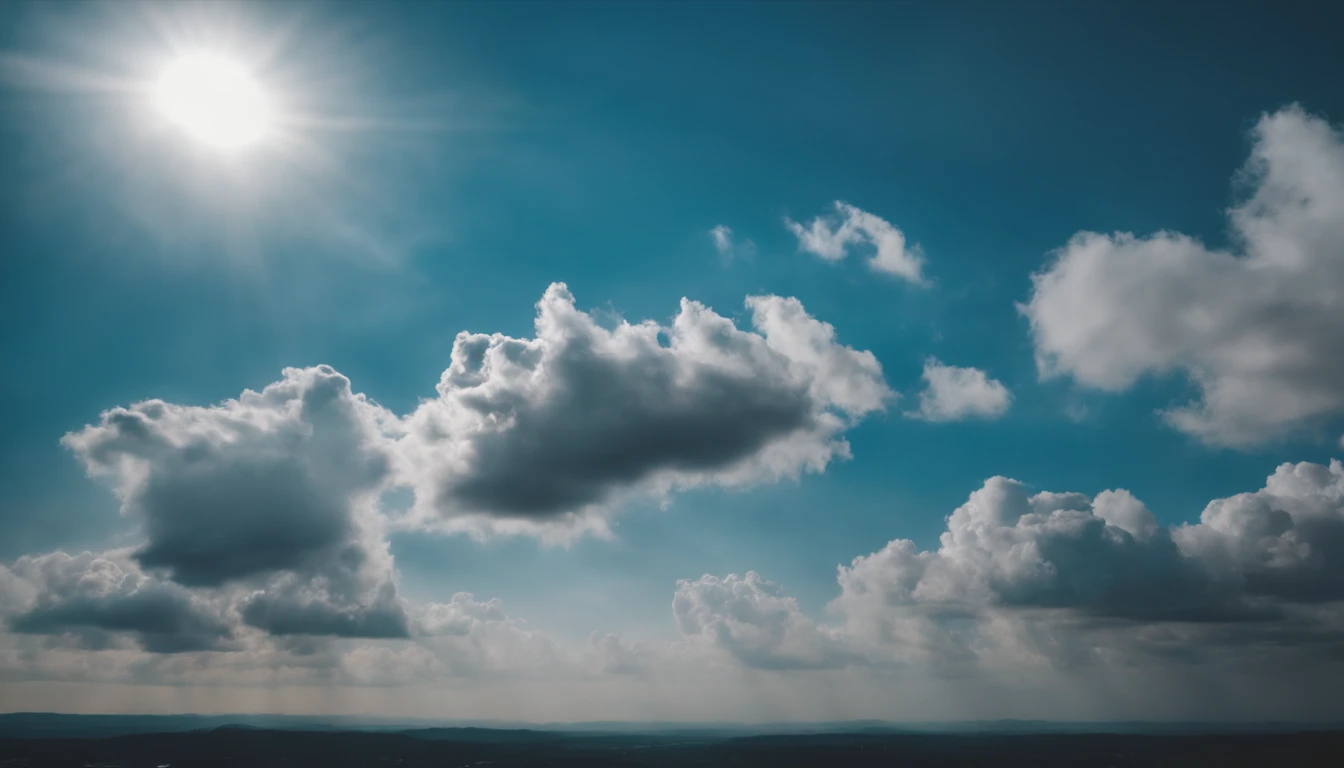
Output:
[
  {"xmin": 835, "ymin": 479, "xmax": 1203, "ymax": 622},
  {"xmin": 673, "ymin": 572, "xmax": 854, "ymax": 670},
  {"xmin": 412, "ymin": 592, "xmax": 508, "ymax": 636},
  {"xmin": 675, "ymin": 459, "xmax": 1344, "ymax": 678},
  {"xmin": 407, "ymin": 593, "xmax": 563, "ymax": 679},
  {"xmin": 832, "ymin": 459, "xmax": 1344, "ymax": 669},
  {"xmin": 399, "ymin": 283, "xmax": 891, "ymax": 537},
  {"xmin": 909, "ymin": 358, "xmax": 1011, "ymax": 422},
  {"xmin": 1021, "ymin": 106, "xmax": 1344, "ymax": 446},
  {"xmin": 785, "ymin": 201, "xmax": 925, "ymax": 283}
]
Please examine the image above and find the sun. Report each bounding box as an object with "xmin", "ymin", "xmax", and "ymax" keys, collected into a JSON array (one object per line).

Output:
[{"xmin": 153, "ymin": 53, "xmax": 272, "ymax": 151}]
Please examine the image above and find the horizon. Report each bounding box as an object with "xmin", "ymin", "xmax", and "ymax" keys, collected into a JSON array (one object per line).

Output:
[{"xmin": 6, "ymin": 711, "xmax": 1342, "ymax": 730}]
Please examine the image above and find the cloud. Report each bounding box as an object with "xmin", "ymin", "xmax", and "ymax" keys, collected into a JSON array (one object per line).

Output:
[
  {"xmin": 1021, "ymin": 105, "xmax": 1344, "ymax": 446},
  {"xmin": 785, "ymin": 201, "xmax": 925, "ymax": 283},
  {"xmin": 0, "ymin": 562, "xmax": 561, "ymax": 682},
  {"xmin": 586, "ymin": 632, "xmax": 655, "ymax": 675},
  {"xmin": 412, "ymin": 592, "xmax": 508, "ymax": 636},
  {"xmin": 835, "ymin": 480, "xmax": 1228, "ymax": 626},
  {"xmin": 673, "ymin": 572, "xmax": 855, "ymax": 670},
  {"xmin": 400, "ymin": 283, "xmax": 891, "ymax": 536},
  {"xmin": 1172, "ymin": 459, "xmax": 1344, "ymax": 604},
  {"xmin": 3, "ymin": 552, "xmax": 234, "ymax": 653},
  {"xmin": 832, "ymin": 459, "xmax": 1344, "ymax": 667},
  {"xmin": 62, "ymin": 366, "xmax": 409, "ymax": 639},
  {"xmin": 61, "ymin": 287, "xmax": 888, "ymax": 550},
  {"xmin": 909, "ymin": 358, "xmax": 1012, "ymax": 422},
  {"xmin": 63, "ymin": 366, "xmax": 396, "ymax": 586},
  {"xmin": 18, "ymin": 285, "xmax": 890, "ymax": 651},
  {"xmin": 674, "ymin": 459, "xmax": 1344, "ymax": 675},
  {"xmin": 239, "ymin": 574, "xmax": 407, "ymax": 640},
  {"xmin": 408, "ymin": 593, "xmax": 563, "ymax": 678},
  {"xmin": 4, "ymin": 459, "xmax": 1344, "ymax": 718},
  {"xmin": 709, "ymin": 225, "xmax": 753, "ymax": 263},
  {"xmin": 0, "ymin": 561, "xmax": 565, "ymax": 682}
]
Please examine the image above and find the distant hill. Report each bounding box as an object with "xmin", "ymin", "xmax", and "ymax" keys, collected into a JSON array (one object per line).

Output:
[
  {"xmin": 2, "ymin": 726, "xmax": 1344, "ymax": 767},
  {"xmin": 0, "ymin": 713, "xmax": 418, "ymax": 739},
  {"xmin": 2, "ymin": 711, "xmax": 1340, "ymax": 740}
]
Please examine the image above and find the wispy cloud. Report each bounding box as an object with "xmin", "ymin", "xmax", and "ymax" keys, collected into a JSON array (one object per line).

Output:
[
  {"xmin": 785, "ymin": 201, "xmax": 925, "ymax": 283},
  {"xmin": 709, "ymin": 224, "xmax": 754, "ymax": 263}
]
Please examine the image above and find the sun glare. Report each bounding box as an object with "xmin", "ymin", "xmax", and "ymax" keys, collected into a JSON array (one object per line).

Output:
[{"xmin": 153, "ymin": 53, "xmax": 271, "ymax": 150}]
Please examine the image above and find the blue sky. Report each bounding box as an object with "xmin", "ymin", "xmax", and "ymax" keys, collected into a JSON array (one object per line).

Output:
[{"xmin": 3, "ymin": 1, "xmax": 1344, "ymax": 721}]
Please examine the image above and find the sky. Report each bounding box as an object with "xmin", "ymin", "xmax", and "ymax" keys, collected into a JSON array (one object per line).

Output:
[{"xmin": 2, "ymin": 0, "xmax": 1344, "ymax": 723}]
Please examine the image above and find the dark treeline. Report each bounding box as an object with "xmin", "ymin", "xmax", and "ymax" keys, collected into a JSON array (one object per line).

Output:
[{"xmin": 2, "ymin": 727, "xmax": 1344, "ymax": 767}]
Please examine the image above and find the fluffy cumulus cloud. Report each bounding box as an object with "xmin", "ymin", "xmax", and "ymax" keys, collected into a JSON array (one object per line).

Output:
[
  {"xmin": 909, "ymin": 358, "xmax": 1012, "ymax": 422},
  {"xmin": 845, "ymin": 460, "xmax": 1344, "ymax": 661},
  {"xmin": 677, "ymin": 459, "xmax": 1344, "ymax": 676},
  {"xmin": 60, "ymin": 366, "xmax": 410, "ymax": 641},
  {"xmin": 399, "ymin": 283, "xmax": 891, "ymax": 536},
  {"xmin": 1022, "ymin": 106, "xmax": 1344, "ymax": 446},
  {"xmin": 785, "ymin": 201, "xmax": 925, "ymax": 283},
  {"xmin": 836, "ymin": 482, "xmax": 1215, "ymax": 631},
  {"xmin": 673, "ymin": 572, "xmax": 854, "ymax": 670},
  {"xmin": 1173, "ymin": 459, "xmax": 1344, "ymax": 604}
]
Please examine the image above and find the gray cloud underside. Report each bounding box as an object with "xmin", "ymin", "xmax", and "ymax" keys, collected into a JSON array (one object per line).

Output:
[
  {"xmin": 58, "ymin": 366, "xmax": 408, "ymax": 641},
  {"xmin": 401, "ymin": 284, "xmax": 891, "ymax": 528},
  {"xmin": 441, "ymin": 359, "xmax": 814, "ymax": 515},
  {"xmin": 62, "ymin": 366, "xmax": 393, "ymax": 588},
  {"xmin": 3, "ymin": 552, "xmax": 234, "ymax": 653}
]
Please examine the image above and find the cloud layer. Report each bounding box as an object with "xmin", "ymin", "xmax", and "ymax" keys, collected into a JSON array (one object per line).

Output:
[
  {"xmin": 7, "ymin": 458, "xmax": 1344, "ymax": 720},
  {"xmin": 1022, "ymin": 106, "xmax": 1344, "ymax": 446}
]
